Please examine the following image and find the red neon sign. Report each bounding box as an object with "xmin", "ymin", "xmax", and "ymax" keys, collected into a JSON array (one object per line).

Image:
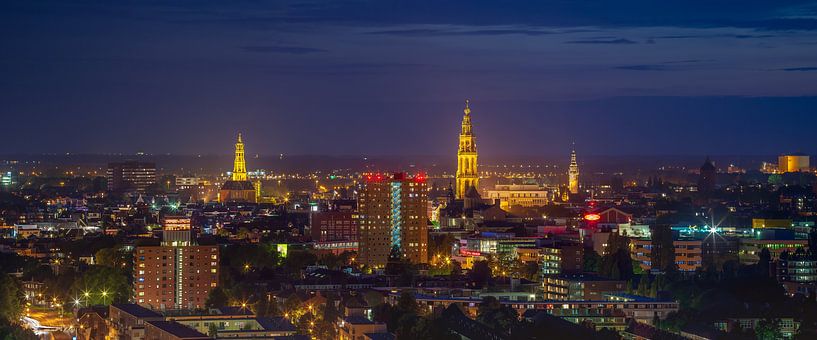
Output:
[
  {"xmin": 459, "ymin": 249, "xmax": 482, "ymax": 257},
  {"xmin": 584, "ymin": 213, "xmax": 601, "ymax": 221}
]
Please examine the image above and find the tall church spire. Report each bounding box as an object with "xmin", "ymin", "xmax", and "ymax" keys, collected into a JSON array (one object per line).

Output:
[
  {"xmin": 232, "ymin": 133, "xmax": 247, "ymax": 181},
  {"xmin": 568, "ymin": 143, "xmax": 579, "ymax": 194},
  {"xmin": 456, "ymin": 99, "xmax": 479, "ymax": 199}
]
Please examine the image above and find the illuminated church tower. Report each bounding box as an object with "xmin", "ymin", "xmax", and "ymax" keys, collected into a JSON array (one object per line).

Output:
[
  {"xmin": 219, "ymin": 133, "xmax": 257, "ymax": 203},
  {"xmin": 568, "ymin": 146, "xmax": 579, "ymax": 194},
  {"xmin": 456, "ymin": 100, "xmax": 479, "ymax": 199},
  {"xmin": 232, "ymin": 133, "xmax": 248, "ymax": 181}
]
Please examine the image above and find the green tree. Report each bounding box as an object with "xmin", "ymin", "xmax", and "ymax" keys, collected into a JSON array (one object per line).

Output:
[
  {"xmin": 757, "ymin": 248, "xmax": 771, "ymax": 278},
  {"xmin": 600, "ymin": 249, "xmax": 635, "ymax": 281},
  {"xmin": 469, "ymin": 260, "xmax": 493, "ymax": 286},
  {"xmin": 0, "ymin": 320, "xmax": 36, "ymax": 340},
  {"xmin": 95, "ymin": 247, "xmax": 133, "ymax": 276},
  {"xmin": 0, "ymin": 275, "xmax": 23, "ymax": 322},
  {"xmin": 450, "ymin": 260, "xmax": 462, "ymax": 276},
  {"xmin": 476, "ymin": 296, "xmax": 518, "ymax": 333},
  {"xmin": 636, "ymin": 273, "xmax": 651, "ymax": 296},
  {"xmin": 396, "ymin": 292, "xmax": 418, "ymax": 315},
  {"xmin": 650, "ymin": 225, "xmax": 676, "ymax": 272},
  {"xmin": 282, "ymin": 251, "xmax": 317, "ymax": 278},
  {"xmin": 205, "ymin": 287, "xmax": 229, "ymax": 309},
  {"xmin": 520, "ymin": 261, "xmax": 541, "ymax": 281},
  {"xmin": 69, "ymin": 265, "xmax": 130, "ymax": 305},
  {"xmin": 253, "ymin": 297, "xmax": 281, "ymax": 317},
  {"xmin": 583, "ymin": 250, "xmax": 601, "ymax": 273},
  {"xmin": 755, "ymin": 318, "xmax": 782, "ymax": 340},
  {"xmin": 409, "ymin": 316, "xmax": 459, "ymax": 340}
]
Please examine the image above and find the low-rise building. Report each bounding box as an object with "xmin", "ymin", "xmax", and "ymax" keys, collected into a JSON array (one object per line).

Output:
[
  {"xmin": 739, "ymin": 238, "xmax": 808, "ymax": 264},
  {"xmin": 544, "ymin": 274, "xmax": 626, "ymax": 301},
  {"xmin": 631, "ymin": 238, "xmax": 703, "ymax": 272},
  {"xmin": 338, "ymin": 316, "xmax": 389, "ymax": 340},
  {"xmin": 109, "ymin": 303, "xmax": 164, "ymax": 340},
  {"xmin": 144, "ymin": 320, "xmax": 211, "ymax": 340}
]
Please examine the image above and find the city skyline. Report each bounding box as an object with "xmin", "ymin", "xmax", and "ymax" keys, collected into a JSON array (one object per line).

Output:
[{"xmin": 4, "ymin": 3, "xmax": 817, "ymax": 339}]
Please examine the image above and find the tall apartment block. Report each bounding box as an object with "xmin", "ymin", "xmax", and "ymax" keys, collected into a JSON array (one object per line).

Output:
[
  {"xmin": 134, "ymin": 216, "xmax": 219, "ymax": 310},
  {"xmin": 357, "ymin": 172, "xmax": 428, "ymax": 268}
]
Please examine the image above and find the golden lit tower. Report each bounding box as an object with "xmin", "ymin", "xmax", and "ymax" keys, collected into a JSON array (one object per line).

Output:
[
  {"xmin": 568, "ymin": 145, "xmax": 579, "ymax": 194},
  {"xmin": 232, "ymin": 133, "xmax": 247, "ymax": 181},
  {"xmin": 456, "ymin": 100, "xmax": 479, "ymax": 199},
  {"xmin": 219, "ymin": 133, "xmax": 256, "ymax": 203}
]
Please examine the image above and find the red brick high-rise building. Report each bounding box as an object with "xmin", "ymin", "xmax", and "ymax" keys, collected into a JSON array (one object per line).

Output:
[
  {"xmin": 357, "ymin": 173, "xmax": 428, "ymax": 268},
  {"xmin": 134, "ymin": 216, "xmax": 219, "ymax": 310}
]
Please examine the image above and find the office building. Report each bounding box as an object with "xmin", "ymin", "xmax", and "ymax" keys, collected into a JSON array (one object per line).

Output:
[
  {"xmin": 357, "ymin": 172, "xmax": 428, "ymax": 268},
  {"xmin": 107, "ymin": 161, "xmax": 156, "ymax": 193}
]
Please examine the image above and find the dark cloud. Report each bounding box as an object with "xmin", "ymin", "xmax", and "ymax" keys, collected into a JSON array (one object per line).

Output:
[
  {"xmin": 615, "ymin": 64, "xmax": 668, "ymax": 71},
  {"xmin": 662, "ymin": 59, "xmax": 713, "ymax": 64},
  {"xmin": 565, "ymin": 38, "xmax": 638, "ymax": 44},
  {"xmin": 616, "ymin": 59, "xmax": 712, "ymax": 71},
  {"xmin": 367, "ymin": 27, "xmax": 553, "ymax": 36},
  {"xmin": 241, "ymin": 45, "xmax": 327, "ymax": 54},
  {"xmin": 652, "ymin": 34, "xmax": 776, "ymax": 40},
  {"xmin": 782, "ymin": 67, "xmax": 817, "ymax": 71}
]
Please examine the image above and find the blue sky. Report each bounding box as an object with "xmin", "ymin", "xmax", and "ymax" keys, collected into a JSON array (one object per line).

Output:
[{"xmin": 2, "ymin": 0, "xmax": 817, "ymax": 156}]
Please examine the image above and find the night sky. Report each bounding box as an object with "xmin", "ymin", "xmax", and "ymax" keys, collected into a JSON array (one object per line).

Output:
[{"xmin": 3, "ymin": 1, "xmax": 817, "ymax": 157}]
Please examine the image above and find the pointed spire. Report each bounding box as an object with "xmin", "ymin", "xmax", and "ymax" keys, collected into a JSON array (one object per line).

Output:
[
  {"xmin": 464, "ymin": 99, "xmax": 471, "ymax": 115},
  {"xmin": 237, "ymin": 132, "xmax": 243, "ymax": 144}
]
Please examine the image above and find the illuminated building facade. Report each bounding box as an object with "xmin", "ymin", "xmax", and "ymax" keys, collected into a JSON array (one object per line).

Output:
[
  {"xmin": 739, "ymin": 238, "xmax": 808, "ymax": 264},
  {"xmin": 174, "ymin": 176, "xmax": 200, "ymax": 189},
  {"xmin": 544, "ymin": 274, "xmax": 626, "ymax": 301},
  {"xmin": 357, "ymin": 173, "xmax": 428, "ymax": 268},
  {"xmin": 219, "ymin": 133, "xmax": 257, "ymax": 203},
  {"xmin": 0, "ymin": 171, "xmax": 15, "ymax": 188},
  {"xmin": 484, "ymin": 184, "xmax": 550, "ymax": 209},
  {"xmin": 631, "ymin": 238, "xmax": 703, "ymax": 272},
  {"xmin": 779, "ymin": 154, "xmax": 810, "ymax": 173},
  {"xmin": 134, "ymin": 217, "xmax": 219, "ymax": 310},
  {"xmin": 311, "ymin": 202, "xmax": 359, "ymax": 255},
  {"xmin": 568, "ymin": 147, "xmax": 579, "ymax": 195},
  {"xmin": 456, "ymin": 100, "xmax": 479, "ymax": 199},
  {"xmin": 516, "ymin": 242, "xmax": 583, "ymax": 276},
  {"xmin": 107, "ymin": 161, "xmax": 156, "ymax": 193},
  {"xmin": 752, "ymin": 218, "xmax": 793, "ymax": 229}
]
